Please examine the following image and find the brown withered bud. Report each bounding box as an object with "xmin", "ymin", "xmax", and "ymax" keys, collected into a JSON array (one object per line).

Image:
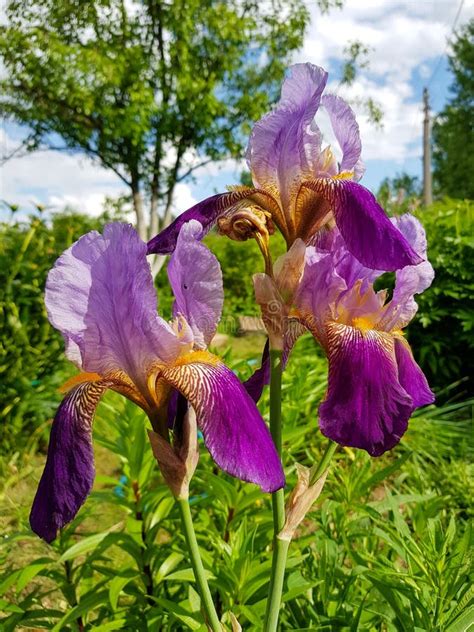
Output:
[
  {"xmin": 217, "ymin": 206, "xmax": 275, "ymax": 242},
  {"xmin": 148, "ymin": 407, "xmax": 199, "ymax": 500},
  {"xmin": 278, "ymin": 464, "xmax": 328, "ymax": 542}
]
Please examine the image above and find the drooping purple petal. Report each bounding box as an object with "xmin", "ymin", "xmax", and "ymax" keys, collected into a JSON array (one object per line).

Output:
[
  {"xmin": 247, "ymin": 63, "xmax": 328, "ymax": 210},
  {"xmin": 46, "ymin": 223, "xmax": 184, "ymax": 381},
  {"xmin": 168, "ymin": 220, "xmax": 223, "ymax": 349},
  {"xmin": 301, "ymin": 179, "xmax": 422, "ymax": 271},
  {"xmin": 161, "ymin": 356, "xmax": 285, "ymax": 492},
  {"xmin": 321, "ymin": 94, "xmax": 364, "ymax": 178},
  {"xmin": 244, "ymin": 339, "xmax": 270, "ymax": 402},
  {"xmin": 30, "ymin": 379, "xmax": 109, "ymax": 542},
  {"xmin": 394, "ymin": 336, "xmax": 434, "ymax": 407},
  {"xmin": 147, "ymin": 189, "xmax": 264, "ymax": 255},
  {"xmin": 319, "ymin": 322, "xmax": 414, "ymax": 456}
]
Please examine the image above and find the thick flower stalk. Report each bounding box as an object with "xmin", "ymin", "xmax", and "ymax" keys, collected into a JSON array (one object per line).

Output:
[
  {"xmin": 30, "ymin": 220, "xmax": 284, "ymax": 543},
  {"xmin": 148, "ymin": 63, "xmax": 420, "ymax": 273}
]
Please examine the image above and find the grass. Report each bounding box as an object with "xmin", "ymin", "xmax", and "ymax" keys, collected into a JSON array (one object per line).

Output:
[{"xmin": 0, "ymin": 334, "xmax": 473, "ymax": 630}]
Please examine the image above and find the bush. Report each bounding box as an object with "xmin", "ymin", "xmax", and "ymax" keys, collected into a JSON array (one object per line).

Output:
[
  {"xmin": 0, "ymin": 212, "xmax": 118, "ymax": 453},
  {"xmin": 409, "ymin": 199, "xmax": 474, "ymax": 395}
]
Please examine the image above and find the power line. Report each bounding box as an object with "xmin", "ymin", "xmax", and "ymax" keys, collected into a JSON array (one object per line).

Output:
[{"xmin": 426, "ymin": 0, "xmax": 465, "ymax": 88}]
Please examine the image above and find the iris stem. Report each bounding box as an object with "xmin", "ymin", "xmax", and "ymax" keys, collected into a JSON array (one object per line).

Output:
[
  {"xmin": 177, "ymin": 497, "xmax": 221, "ymax": 632},
  {"xmin": 264, "ymin": 348, "xmax": 287, "ymax": 632},
  {"xmin": 264, "ymin": 348, "xmax": 338, "ymax": 631}
]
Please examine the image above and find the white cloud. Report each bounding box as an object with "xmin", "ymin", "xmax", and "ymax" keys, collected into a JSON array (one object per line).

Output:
[
  {"xmin": 295, "ymin": 0, "xmax": 473, "ymax": 165},
  {"xmin": 0, "ymin": 128, "xmax": 197, "ymax": 219}
]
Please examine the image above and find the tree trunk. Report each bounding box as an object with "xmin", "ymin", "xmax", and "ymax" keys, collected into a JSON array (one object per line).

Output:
[{"xmin": 131, "ymin": 179, "xmax": 147, "ymax": 241}]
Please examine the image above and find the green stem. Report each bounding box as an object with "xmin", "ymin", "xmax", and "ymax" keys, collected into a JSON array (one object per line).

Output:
[
  {"xmin": 310, "ymin": 440, "xmax": 338, "ymax": 485},
  {"xmin": 177, "ymin": 497, "xmax": 221, "ymax": 632},
  {"xmin": 264, "ymin": 348, "xmax": 287, "ymax": 632}
]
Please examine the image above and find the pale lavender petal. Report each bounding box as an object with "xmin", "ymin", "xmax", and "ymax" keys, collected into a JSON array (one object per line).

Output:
[
  {"xmin": 295, "ymin": 248, "xmax": 346, "ymax": 344},
  {"xmin": 394, "ymin": 336, "xmax": 434, "ymax": 407},
  {"xmin": 322, "ymin": 94, "xmax": 363, "ymax": 177},
  {"xmin": 46, "ymin": 223, "xmax": 183, "ymax": 381},
  {"xmin": 162, "ymin": 357, "xmax": 285, "ymax": 492},
  {"xmin": 247, "ymin": 63, "xmax": 328, "ymax": 207},
  {"xmin": 301, "ymin": 179, "xmax": 422, "ymax": 270},
  {"xmin": 168, "ymin": 220, "xmax": 223, "ymax": 349},
  {"xmin": 319, "ymin": 323, "xmax": 413, "ymax": 456},
  {"xmin": 147, "ymin": 189, "xmax": 263, "ymax": 255},
  {"xmin": 380, "ymin": 214, "xmax": 434, "ymax": 330},
  {"xmin": 30, "ymin": 380, "xmax": 108, "ymax": 542}
]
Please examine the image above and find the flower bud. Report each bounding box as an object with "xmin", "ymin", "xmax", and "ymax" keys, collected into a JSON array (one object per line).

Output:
[
  {"xmin": 148, "ymin": 407, "xmax": 199, "ymax": 500},
  {"xmin": 278, "ymin": 464, "xmax": 328, "ymax": 542}
]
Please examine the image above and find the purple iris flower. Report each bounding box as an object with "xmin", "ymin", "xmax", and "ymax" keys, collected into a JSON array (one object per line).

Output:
[
  {"xmin": 148, "ymin": 63, "xmax": 420, "ymax": 272},
  {"xmin": 248, "ymin": 214, "xmax": 435, "ymax": 456},
  {"xmin": 30, "ymin": 221, "xmax": 284, "ymax": 543}
]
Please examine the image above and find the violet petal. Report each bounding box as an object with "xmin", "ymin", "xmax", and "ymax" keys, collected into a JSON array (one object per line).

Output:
[
  {"xmin": 319, "ymin": 322, "xmax": 413, "ymax": 456},
  {"xmin": 162, "ymin": 357, "xmax": 285, "ymax": 492},
  {"xmin": 30, "ymin": 380, "xmax": 108, "ymax": 542}
]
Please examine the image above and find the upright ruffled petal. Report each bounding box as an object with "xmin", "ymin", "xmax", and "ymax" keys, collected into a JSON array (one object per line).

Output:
[
  {"xmin": 295, "ymin": 247, "xmax": 346, "ymax": 345},
  {"xmin": 321, "ymin": 94, "xmax": 363, "ymax": 178},
  {"xmin": 46, "ymin": 223, "xmax": 183, "ymax": 382},
  {"xmin": 319, "ymin": 322, "xmax": 413, "ymax": 456},
  {"xmin": 247, "ymin": 63, "xmax": 328, "ymax": 215},
  {"xmin": 30, "ymin": 379, "xmax": 109, "ymax": 542},
  {"xmin": 168, "ymin": 220, "xmax": 223, "ymax": 348},
  {"xmin": 380, "ymin": 214, "xmax": 434, "ymax": 331},
  {"xmin": 394, "ymin": 336, "xmax": 434, "ymax": 407},
  {"xmin": 300, "ymin": 179, "xmax": 422, "ymax": 270},
  {"xmin": 160, "ymin": 353, "xmax": 285, "ymax": 492}
]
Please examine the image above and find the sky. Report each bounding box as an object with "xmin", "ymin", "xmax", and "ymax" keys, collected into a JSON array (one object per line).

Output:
[{"xmin": 1, "ymin": 0, "xmax": 472, "ymax": 221}]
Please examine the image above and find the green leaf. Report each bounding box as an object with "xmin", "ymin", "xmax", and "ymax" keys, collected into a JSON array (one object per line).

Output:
[{"xmin": 59, "ymin": 531, "xmax": 112, "ymax": 562}]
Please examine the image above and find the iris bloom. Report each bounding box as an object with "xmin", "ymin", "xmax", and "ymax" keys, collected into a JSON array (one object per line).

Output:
[
  {"xmin": 30, "ymin": 221, "xmax": 284, "ymax": 542},
  {"xmin": 148, "ymin": 63, "xmax": 420, "ymax": 273},
  {"xmin": 250, "ymin": 214, "xmax": 435, "ymax": 456}
]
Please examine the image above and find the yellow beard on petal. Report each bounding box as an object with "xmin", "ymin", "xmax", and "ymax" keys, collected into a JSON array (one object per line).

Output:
[
  {"xmin": 352, "ymin": 317, "xmax": 376, "ymax": 335},
  {"xmin": 59, "ymin": 372, "xmax": 103, "ymax": 393},
  {"xmin": 173, "ymin": 349, "xmax": 221, "ymax": 368}
]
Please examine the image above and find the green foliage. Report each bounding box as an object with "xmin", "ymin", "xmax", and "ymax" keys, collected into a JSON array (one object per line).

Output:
[
  {"xmin": 408, "ymin": 198, "xmax": 474, "ymax": 393},
  {"xmin": 0, "ymin": 211, "xmax": 123, "ymax": 453},
  {"xmin": 433, "ymin": 19, "xmax": 474, "ymax": 200},
  {"xmin": 1, "ymin": 337, "xmax": 472, "ymax": 629}
]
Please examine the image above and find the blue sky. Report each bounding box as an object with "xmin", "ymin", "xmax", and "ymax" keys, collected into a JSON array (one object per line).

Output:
[{"xmin": 1, "ymin": 0, "xmax": 472, "ymax": 220}]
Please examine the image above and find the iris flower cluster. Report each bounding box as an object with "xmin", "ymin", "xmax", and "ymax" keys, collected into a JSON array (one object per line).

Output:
[{"xmin": 31, "ymin": 63, "xmax": 433, "ymax": 544}]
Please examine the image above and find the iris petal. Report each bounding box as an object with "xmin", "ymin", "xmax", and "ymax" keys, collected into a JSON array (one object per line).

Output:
[
  {"xmin": 30, "ymin": 379, "xmax": 109, "ymax": 542},
  {"xmin": 46, "ymin": 223, "xmax": 183, "ymax": 382},
  {"xmin": 247, "ymin": 63, "xmax": 328, "ymax": 220},
  {"xmin": 161, "ymin": 353, "xmax": 285, "ymax": 492},
  {"xmin": 319, "ymin": 322, "xmax": 413, "ymax": 456},
  {"xmin": 394, "ymin": 336, "xmax": 435, "ymax": 407},
  {"xmin": 321, "ymin": 94, "xmax": 364, "ymax": 179},
  {"xmin": 300, "ymin": 179, "xmax": 422, "ymax": 271},
  {"xmin": 147, "ymin": 188, "xmax": 279, "ymax": 255},
  {"xmin": 168, "ymin": 220, "xmax": 223, "ymax": 348}
]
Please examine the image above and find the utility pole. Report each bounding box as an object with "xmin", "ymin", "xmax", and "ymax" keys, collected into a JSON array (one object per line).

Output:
[{"xmin": 422, "ymin": 87, "xmax": 433, "ymax": 206}]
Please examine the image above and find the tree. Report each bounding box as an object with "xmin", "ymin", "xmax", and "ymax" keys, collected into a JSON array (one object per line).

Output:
[
  {"xmin": 377, "ymin": 172, "xmax": 421, "ymax": 213},
  {"xmin": 0, "ymin": 0, "xmax": 344, "ymax": 240},
  {"xmin": 433, "ymin": 19, "xmax": 474, "ymax": 200}
]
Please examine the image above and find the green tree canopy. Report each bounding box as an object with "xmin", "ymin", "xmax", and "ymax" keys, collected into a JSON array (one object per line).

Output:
[
  {"xmin": 0, "ymin": 0, "xmax": 341, "ymax": 239},
  {"xmin": 433, "ymin": 19, "xmax": 474, "ymax": 200}
]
